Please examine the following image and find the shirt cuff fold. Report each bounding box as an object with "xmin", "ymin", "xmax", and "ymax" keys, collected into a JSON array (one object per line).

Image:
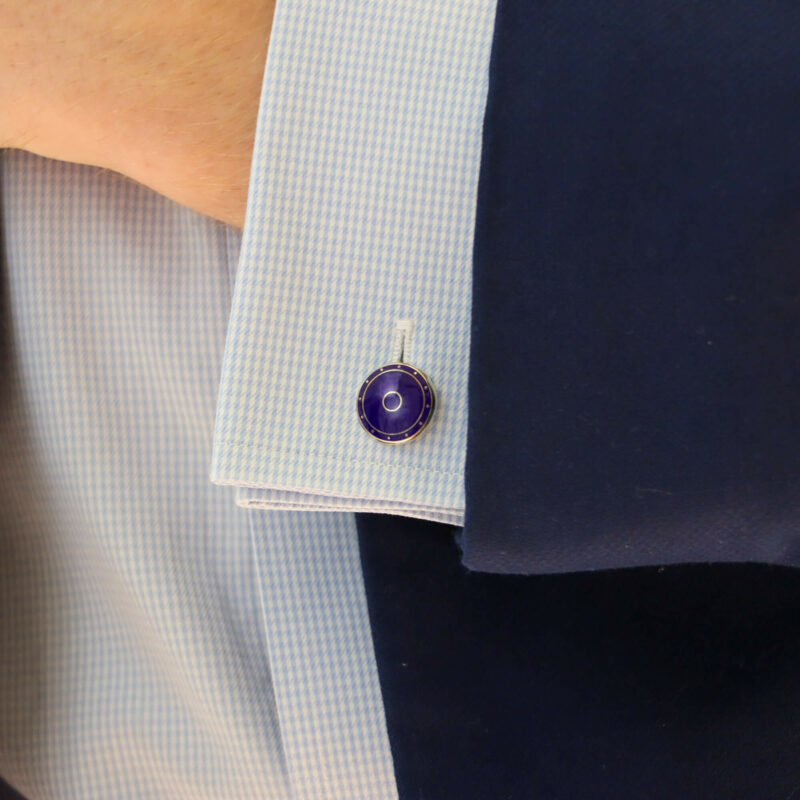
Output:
[{"xmin": 210, "ymin": 0, "xmax": 497, "ymax": 524}]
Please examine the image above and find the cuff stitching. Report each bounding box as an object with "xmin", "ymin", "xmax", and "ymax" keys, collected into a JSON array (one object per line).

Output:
[{"xmin": 215, "ymin": 439, "xmax": 464, "ymax": 477}]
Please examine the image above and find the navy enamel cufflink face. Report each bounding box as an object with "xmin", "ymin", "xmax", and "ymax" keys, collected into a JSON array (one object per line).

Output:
[{"xmin": 357, "ymin": 363, "xmax": 436, "ymax": 443}]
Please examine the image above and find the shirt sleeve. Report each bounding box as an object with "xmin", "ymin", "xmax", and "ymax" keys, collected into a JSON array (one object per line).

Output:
[{"xmin": 210, "ymin": 0, "xmax": 498, "ymax": 526}]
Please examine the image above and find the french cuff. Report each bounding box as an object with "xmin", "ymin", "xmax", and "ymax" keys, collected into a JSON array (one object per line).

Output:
[{"xmin": 210, "ymin": 0, "xmax": 497, "ymax": 526}]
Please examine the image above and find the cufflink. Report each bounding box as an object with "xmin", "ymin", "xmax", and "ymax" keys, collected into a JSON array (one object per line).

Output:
[{"xmin": 357, "ymin": 362, "xmax": 436, "ymax": 443}]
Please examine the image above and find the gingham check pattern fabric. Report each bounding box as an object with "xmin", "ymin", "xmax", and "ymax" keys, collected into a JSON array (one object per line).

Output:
[
  {"xmin": 0, "ymin": 151, "xmax": 292, "ymax": 799},
  {"xmin": 211, "ymin": 0, "xmax": 497, "ymax": 528},
  {"xmin": 249, "ymin": 512, "xmax": 396, "ymax": 800},
  {"xmin": 0, "ymin": 1, "xmax": 497, "ymax": 797},
  {"xmin": 0, "ymin": 148, "xmax": 396, "ymax": 800}
]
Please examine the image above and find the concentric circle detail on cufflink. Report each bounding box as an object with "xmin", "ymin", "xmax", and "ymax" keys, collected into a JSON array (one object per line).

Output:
[{"xmin": 357, "ymin": 363, "xmax": 435, "ymax": 443}]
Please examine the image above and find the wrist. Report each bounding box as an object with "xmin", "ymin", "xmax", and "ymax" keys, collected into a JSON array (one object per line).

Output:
[{"xmin": 0, "ymin": 0, "xmax": 275, "ymax": 228}]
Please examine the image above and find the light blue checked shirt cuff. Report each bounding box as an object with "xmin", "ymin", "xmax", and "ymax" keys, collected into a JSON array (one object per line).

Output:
[{"xmin": 210, "ymin": 1, "xmax": 497, "ymax": 527}]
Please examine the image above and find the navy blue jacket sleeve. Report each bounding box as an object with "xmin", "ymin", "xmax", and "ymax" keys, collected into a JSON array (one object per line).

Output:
[
  {"xmin": 462, "ymin": 0, "xmax": 800, "ymax": 574},
  {"xmin": 356, "ymin": 6, "xmax": 800, "ymax": 797}
]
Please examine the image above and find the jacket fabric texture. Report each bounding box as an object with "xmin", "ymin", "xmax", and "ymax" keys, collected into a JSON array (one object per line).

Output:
[{"xmin": 358, "ymin": 1, "xmax": 800, "ymax": 797}]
